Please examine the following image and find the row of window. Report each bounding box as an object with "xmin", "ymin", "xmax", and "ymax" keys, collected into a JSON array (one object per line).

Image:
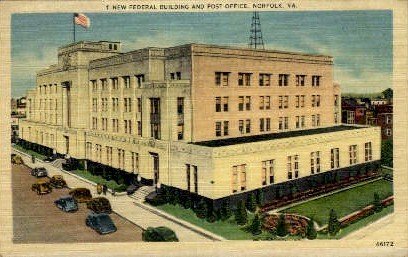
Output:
[
  {"xmin": 92, "ymin": 97, "xmax": 143, "ymax": 113},
  {"xmin": 231, "ymin": 143, "xmax": 373, "ymax": 193},
  {"xmin": 215, "ymin": 95, "xmax": 323, "ymax": 112},
  {"xmin": 215, "ymin": 114, "xmax": 323, "ymax": 137},
  {"xmin": 38, "ymin": 83, "xmax": 59, "ymax": 94},
  {"xmin": 90, "ymin": 74, "xmax": 145, "ymax": 91},
  {"xmin": 215, "ymin": 72, "xmax": 322, "ymax": 87}
]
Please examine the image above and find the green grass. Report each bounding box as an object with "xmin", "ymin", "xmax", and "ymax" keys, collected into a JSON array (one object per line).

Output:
[
  {"xmin": 72, "ymin": 169, "xmax": 127, "ymax": 192},
  {"xmin": 282, "ymin": 179, "xmax": 393, "ymax": 226},
  {"xmin": 317, "ymin": 205, "xmax": 394, "ymax": 239},
  {"xmin": 13, "ymin": 144, "xmax": 47, "ymax": 160}
]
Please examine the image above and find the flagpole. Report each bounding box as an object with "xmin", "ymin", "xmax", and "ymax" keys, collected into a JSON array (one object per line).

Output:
[{"xmin": 73, "ymin": 14, "xmax": 76, "ymax": 42}]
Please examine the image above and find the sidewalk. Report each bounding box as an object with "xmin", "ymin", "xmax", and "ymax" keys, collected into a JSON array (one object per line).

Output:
[{"xmin": 13, "ymin": 148, "xmax": 219, "ymax": 242}]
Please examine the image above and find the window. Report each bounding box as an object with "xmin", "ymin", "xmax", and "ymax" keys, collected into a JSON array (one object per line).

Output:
[
  {"xmin": 137, "ymin": 121, "xmax": 142, "ymax": 136},
  {"xmin": 287, "ymin": 156, "xmax": 293, "ymax": 179},
  {"xmin": 176, "ymin": 72, "xmax": 181, "ymax": 80},
  {"xmin": 310, "ymin": 151, "xmax": 321, "ymax": 174},
  {"xmin": 92, "ymin": 117, "xmax": 98, "ymax": 130},
  {"xmin": 260, "ymin": 118, "xmax": 264, "ymax": 132},
  {"xmin": 279, "ymin": 117, "xmax": 283, "ymax": 130},
  {"xmin": 123, "ymin": 76, "xmax": 130, "ymax": 88},
  {"xmin": 91, "ymin": 80, "xmax": 97, "ymax": 91},
  {"xmin": 365, "ymin": 142, "xmax": 372, "ymax": 161},
  {"xmin": 300, "ymin": 95, "xmax": 305, "ymax": 107},
  {"xmin": 240, "ymin": 165, "xmax": 246, "ymax": 190},
  {"xmin": 137, "ymin": 98, "xmax": 142, "ymax": 112},
  {"xmin": 259, "ymin": 96, "xmax": 264, "ymax": 110},
  {"xmin": 223, "ymin": 121, "xmax": 229, "ymax": 136},
  {"xmin": 259, "ymin": 73, "xmax": 271, "ymax": 86},
  {"xmin": 312, "ymin": 75, "xmax": 321, "ymax": 86},
  {"xmin": 112, "ymin": 119, "xmax": 119, "ymax": 132},
  {"xmin": 112, "ymin": 98, "xmax": 119, "ymax": 112},
  {"xmin": 284, "ymin": 117, "xmax": 289, "ymax": 129},
  {"xmin": 215, "ymin": 72, "xmax": 230, "ymax": 86},
  {"xmin": 295, "ymin": 116, "xmax": 300, "ymax": 129},
  {"xmin": 386, "ymin": 128, "xmax": 392, "ymax": 136},
  {"xmin": 316, "ymin": 95, "xmax": 321, "ymax": 107},
  {"xmin": 238, "ymin": 73, "xmax": 251, "ymax": 86},
  {"xmin": 265, "ymin": 96, "xmax": 271, "ymax": 109},
  {"xmin": 349, "ymin": 145, "xmax": 358, "ymax": 165},
  {"xmin": 245, "ymin": 96, "xmax": 251, "ymax": 110},
  {"xmin": 245, "ymin": 119, "xmax": 251, "ymax": 133},
  {"xmin": 261, "ymin": 160, "xmax": 275, "ymax": 185},
  {"xmin": 284, "ymin": 96, "xmax": 289, "ymax": 109},
  {"xmin": 106, "ymin": 146, "xmax": 113, "ymax": 165},
  {"xmin": 215, "ymin": 122, "xmax": 222, "ymax": 137},
  {"xmin": 124, "ymin": 98, "xmax": 132, "ymax": 112},
  {"xmin": 170, "ymin": 73, "xmax": 175, "ymax": 80},
  {"xmin": 386, "ymin": 115, "xmax": 392, "ymax": 124},
  {"xmin": 296, "ymin": 75, "xmax": 306, "ymax": 86},
  {"xmin": 312, "ymin": 115, "xmax": 316, "ymax": 127},
  {"xmin": 312, "ymin": 95, "xmax": 316, "ymax": 107},
  {"xmin": 223, "ymin": 97, "xmax": 229, "ymax": 112},
  {"xmin": 334, "ymin": 95, "xmax": 339, "ymax": 106},
  {"xmin": 334, "ymin": 112, "xmax": 339, "ymax": 124},
  {"xmin": 266, "ymin": 118, "xmax": 271, "ymax": 131},
  {"xmin": 102, "ymin": 118, "xmax": 108, "ymax": 131},
  {"xmin": 238, "ymin": 96, "xmax": 244, "ymax": 111},
  {"xmin": 135, "ymin": 74, "xmax": 145, "ymax": 88},
  {"xmin": 131, "ymin": 152, "xmax": 139, "ymax": 173},
  {"xmin": 331, "ymin": 148, "xmax": 340, "ymax": 169},
  {"xmin": 347, "ymin": 111, "xmax": 355, "ymax": 124},
  {"xmin": 124, "ymin": 120, "xmax": 132, "ymax": 134},
  {"xmin": 111, "ymin": 77, "xmax": 119, "ymax": 90},
  {"xmin": 186, "ymin": 164, "xmax": 191, "ymax": 191},
  {"xmin": 295, "ymin": 95, "xmax": 300, "ymax": 108},
  {"xmin": 294, "ymin": 155, "xmax": 299, "ymax": 178},
  {"xmin": 316, "ymin": 114, "xmax": 320, "ymax": 126},
  {"xmin": 279, "ymin": 96, "xmax": 283, "ymax": 109},
  {"xmin": 215, "ymin": 97, "xmax": 221, "ymax": 112},
  {"xmin": 239, "ymin": 120, "xmax": 244, "ymax": 134},
  {"xmin": 101, "ymin": 79, "xmax": 108, "ymax": 90},
  {"xmin": 92, "ymin": 98, "xmax": 98, "ymax": 112},
  {"xmin": 279, "ymin": 74, "xmax": 289, "ymax": 86},
  {"xmin": 232, "ymin": 166, "xmax": 238, "ymax": 193}
]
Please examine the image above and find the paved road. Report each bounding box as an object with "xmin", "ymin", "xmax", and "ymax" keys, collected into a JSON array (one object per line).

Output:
[{"xmin": 13, "ymin": 150, "xmax": 214, "ymax": 242}]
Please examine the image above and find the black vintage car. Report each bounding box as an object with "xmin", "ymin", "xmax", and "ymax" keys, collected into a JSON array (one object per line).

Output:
[
  {"xmin": 31, "ymin": 167, "xmax": 48, "ymax": 178},
  {"xmin": 85, "ymin": 213, "xmax": 117, "ymax": 235},
  {"xmin": 54, "ymin": 196, "xmax": 78, "ymax": 212},
  {"xmin": 86, "ymin": 197, "xmax": 112, "ymax": 214}
]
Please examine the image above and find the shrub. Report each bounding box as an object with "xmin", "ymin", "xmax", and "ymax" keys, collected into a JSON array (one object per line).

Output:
[
  {"xmin": 246, "ymin": 193, "xmax": 257, "ymax": 213},
  {"xmin": 195, "ymin": 199, "xmax": 208, "ymax": 219},
  {"xmin": 220, "ymin": 200, "xmax": 232, "ymax": 220},
  {"xmin": 114, "ymin": 184, "xmax": 128, "ymax": 192},
  {"xmin": 328, "ymin": 209, "xmax": 340, "ymax": 236},
  {"xmin": 142, "ymin": 226, "xmax": 179, "ymax": 242},
  {"xmin": 182, "ymin": 195, "xmax": 192, "ymax": 209},
  {"xmin": 306, "ymin": 219, "xmax": 317, "ymax": 240},
  {"xmin": 250, "ymin": 213, "xmax": 262, "ymax": 235},
  {"xmin": 373, "ymin": 193, "xmax": 383, "ymax": 212},
  {"xmin": 276, "ymin": 213, "xmax": 287, "ymax": 237},
  {"xmin": 235, "ymin": 200, "xmax": 248, "ymax": 225},
  {"xmin": 145, "ymin": 192, "xmax": 167, "ymax": 206}
]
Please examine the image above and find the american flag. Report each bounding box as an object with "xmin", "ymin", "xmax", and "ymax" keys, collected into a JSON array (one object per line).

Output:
[{"xmin": 74, "ymin": 13, "xmax": 90, "ymax": 28}]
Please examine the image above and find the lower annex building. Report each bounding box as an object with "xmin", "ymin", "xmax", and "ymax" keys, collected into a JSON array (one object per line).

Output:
[{"xmin": 19, "ymin": 41, "xmax": 381, "ymax": 208}]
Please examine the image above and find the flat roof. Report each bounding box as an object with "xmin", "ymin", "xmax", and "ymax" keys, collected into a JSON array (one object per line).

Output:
[{"xmin": 191, "ymin": 125, "xmax": 366, "ymax": 147}]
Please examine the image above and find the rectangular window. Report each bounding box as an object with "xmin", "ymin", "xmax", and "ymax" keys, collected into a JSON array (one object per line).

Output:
[
  {"xmin": 301, "ymin": 95, "xmax": 305, "ymax": 107},
  {"xmin": 186, "ymin": 164, "xmax": 191, "ymax": 191},
  {"xmin": 312, "ymin": 115, "xmax": 316, "ymax": 127},
  {"xmin": 177, "ymin": 97, "xmax": 184, "ymax": 114},
  {"xmin": 170, "ymin": 73, "xmax": 175, "ymax": 80},
  {"xmin": 245, "ymin": 119, "xmax": 251, "ymax": 133},
  {"xmin": 294, "ymin": 155, "xmax": 299, "ymax": 178},
  {"xmin": 137, "ymin": 98, "xmax": 142, "ymax": 112},
  {"xmin": 284, "ymin": 96, "xmax": 289, "ymax": 109},
  {"xmin": 91, "ymin": 80, "xmax": 97, "ymax": 91},
  {"xmin": 215, "ymin": 72, "xmax": 229, "ymax": 86},
  {"xmin": 137, "ymin": 121, "xmax": 142, "ymax": 136},
  {"xmin": 111, "ymin": 77, "xmax": 119, "ymax": 90},
  {"xmin": 310, "ymin": 151, "xmax": 320, "ymax": 174},
  {"xmin": 262, "ymin": 160, "xmax": 275, "ymax": 185},
  {"xmin": 266, "ymin": 118, "xmax": 271, "ymax": 131},
  {"xmin": 239, "ymin": 120, "xmax": 244, "ymax": 134},
  {"xmin": 296, "ymin": 75, "xmax": 306, "ymax": 86},
  {"xmin": 238, "ymin": 73, "xmax": 251, "ymax": 86},
  {"xmin": 349, "ymin": 145, "xmax": 358, "ymax": 164},
  {"xmin": 131, "ymin": 152, "xmax": 139, "ymax": 173},
  {"xmin": 312, "ymin": 75, "xmax": 321, "ymax": 86},
  {"xmin": 279, "ymin": 117, "xmax": 283, "ymax": 130},
  {"xmin": 238, "ymin": 96, "xmax": 244, "ymax": 111},
  {"xmin": 123, "ymin": 76, "xmax": 130, "ymax": 88},
  {"xmin": 279, "ymin": 74, "xmax": 289, "ymax": 86},
  {"xmin": 223, "ymin": 97, "xmax": 229, "ymax": 112},
  {"xmin": 232, "ymin": 166, "xmax": 238, "ymax": 193},
  {"xmin": 245, "ymin": 96, "xmax": 251, "ymax": 110},
  {"xmin": 331, "ymin": 148, "xmax": 340, "ymax": 169},
  {"xmin": 279, "ymin": 96, "xmax": 283, "ymax": 109},
  {"xmin": 287, "ymin": 156, "xmax": 293, "ymax": 179},
  {"xmin": 259, "ymin": 73, "xmax": 271, "ymax": 86},
  {"xmin": 193, "ymin": 166, "xmax": 198, "ymax": 194},
  {"xmin": 136, "ymin": 74, "xmax": 145, "ymax": 87},
  {"xmin": 215, "ymin": 122, "xmax": 222, "ymax": 137},
  {"xmin": 316, "ymin": 95, "xmax": 321, "ymax": 107},
  {"xmin": 176, "ymin": 72, "xmax": 181, "ymax": 80},
  {"xmin": 265, "ymin": 96, "xmax": 271, "ymax": 110},
  {"xmin": 296, "ymin": 95, "xmax": 300, "ymax": 108},
  {"xmin": 259, "ymin": 96, "xmax": 264, "ymax": 110},
  {"xmin": 260, "ymin": 118, "xmax": 264, "ymax": 132},
  {"xmin": 101, "ymin": 79, "xmax": 107, "ymax": 90},
  {"xmin": 215, "ymin": 97, "xmax": 221, "ymax": 112},
  {"xmin": 316, "ymin": 114, "xmax": 320, "ymax": 127},
  {"xmin": 284, "ymin": 117, "xmax": 289, "ymax": 129},
  {"xmin": 312, "ymin": 95, "xmax": 316, "ymax": 107},
  {"xmin": 240, "ymin": 165, "xmax": 246, "ymax": 191},
  {"xmin": 365, "ymin": 142, "xmax": 372, "ymax": 161},
  {"xmin": 223, "ymin": 121, "xmax": 229, "ymax": 136},
  {"xmin": 296, "ymin": 116, "xmax": 300, "ymax": 129}
]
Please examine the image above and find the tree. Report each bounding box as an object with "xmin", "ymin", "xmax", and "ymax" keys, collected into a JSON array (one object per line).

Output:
[
  {"xmin": 306, "ymin": 219, "xmax": 317, "ymax": 240},
  {"xmin": 235, "ymin": 200, "xmax": 248, "ymax": 225},
  {"xmin": 276, "ymin": 213, "xmax": 287, "ymax": 237},
  {"xmin": 250, "ymin": 213, "xmax": 262, "ymax": 235},
  {"xmin": 381, "ymin": 139, "xmax": 393, "ymax": 167},
  {"xmin": 382, "ymin": 88, "xmax": 393, "ymax": 101},
  {"xmin": 195, "ymin": 199, "xmax": 208, "ymax": 219},
  {"xmin": 328, "ymin": 209, "xmax": 340, "ymax": 236},
  {"xmin": 246, "ymin": 193, "xmax": 257, "ymax": 213},
  {"xmin": 256, "ymin": 189, "xmax": 264, "ymax": 207},
  {"xmin": 373, "ymin": 192, "xmax": 383, "ymax": 212},
  {"xmin": 206, "ymin": 202, "xmax": 217, "ymax": 223},
  {"xmin": 220, "ymin": 200, "xmax": 232, "ymax": 220}
]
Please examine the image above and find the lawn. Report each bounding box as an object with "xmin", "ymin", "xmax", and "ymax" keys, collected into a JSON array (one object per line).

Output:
[
  {"xmin": 13, "ymin": 144, "xmax": 47, "ymax": 160},
  {"xmin": 72, "ymin": 169, "xmax": 127, "ymax": 192},
  {"xmin": 281, "ymin": 179, "xmax": 393, "ymax": 226},
  {"xmin": 317, "ymin": 204, "xmax": 394, "ymax": 239}
]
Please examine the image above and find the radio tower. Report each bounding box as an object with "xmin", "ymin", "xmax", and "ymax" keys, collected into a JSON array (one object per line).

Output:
[{"xmin": 249, "ymin": 11, "xmax": 265, "ymax": 50}]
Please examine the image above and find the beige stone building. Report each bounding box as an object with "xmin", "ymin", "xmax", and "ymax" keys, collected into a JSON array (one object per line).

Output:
[{"xmin": 19, "ymin": 41, "xmax": 381, "ymax": 207}]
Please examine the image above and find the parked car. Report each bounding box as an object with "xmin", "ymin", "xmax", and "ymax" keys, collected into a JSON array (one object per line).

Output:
[
  {"xmin": 86, "ymin": 197, "xmax": 112, "ymax": 214},
  {"xmin": 31, "ymin": 180, "xmax": 52, "ymax": 195},
  {"xmin": 49, "ymin": 175, "xmax": 67, "ymax": 188},
  {"xmin": 44, "ymin": 156, "xmax": 57, "ymax": 163},
  {"xmin": 142, "ymin": 226, "xmax": 179, "ymax": 242},
  {"xmin": 69, "ymin": 188, "xmax": 92, "ymax": 203},
  {"xmin": 54, "ymin": 196, "xmax": 78, "ymax": 212},
  {"xmin": 126, "ymin": 183, "xmax": 142, "ymax": 195},
  {"xmin": 31, "ymin": 167, "xmax": 48, "ymax": 178},
  {"xmin": 11, "ymin": 154, "xmax": 24, "ymax": 165},
  {"xmin": 85, "ymin": 213, "xmax": 117, "ymax": 235}
]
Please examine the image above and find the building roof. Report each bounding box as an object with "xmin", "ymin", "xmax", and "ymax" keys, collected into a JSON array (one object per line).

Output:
[{"xmin": 191, "ymin": 125, "xmax": 366, "ymax": 147}]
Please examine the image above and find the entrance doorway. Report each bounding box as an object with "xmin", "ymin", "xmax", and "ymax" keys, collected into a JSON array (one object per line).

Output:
[{"xmin": 150, "ymin": 153, "xmax": 159, "ymax": 185}]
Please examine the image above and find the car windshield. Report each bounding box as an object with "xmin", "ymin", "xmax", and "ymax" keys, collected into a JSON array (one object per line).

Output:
[{"xmin": 65, "ymin": 199, "xmax": 76, "ymax": 209}]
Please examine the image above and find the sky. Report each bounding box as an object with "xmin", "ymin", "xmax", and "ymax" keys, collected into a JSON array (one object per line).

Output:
[{"xmin": 11, "ymin": 11, "xmax": 392, "ymax": 97}]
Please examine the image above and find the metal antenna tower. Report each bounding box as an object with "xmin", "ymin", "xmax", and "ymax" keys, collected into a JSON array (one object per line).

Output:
[{"xmin": 249, "ymin": 11, "xmax": 265, "ymax": 50}]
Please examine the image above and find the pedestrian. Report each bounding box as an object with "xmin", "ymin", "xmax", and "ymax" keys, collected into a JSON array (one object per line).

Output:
[
  {"xmin": 31, "ymin": 154, "xmax": 35, "ymax": 164},
  {"xmin": 97, "ymin": 183, "xmax": 102, "ymax": 195},
  {"xmin": 111, "ymin": 188, "xmax": 116, "ymax": 196},
  {"xmin": 102, "ymin": 184, "xmax": 107, "ymax": 195}
]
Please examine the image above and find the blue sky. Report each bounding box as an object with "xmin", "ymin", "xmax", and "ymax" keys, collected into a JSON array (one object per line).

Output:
[{"xmin": 11, "ymin": 11, "xmax": 392, "ymax": 97}]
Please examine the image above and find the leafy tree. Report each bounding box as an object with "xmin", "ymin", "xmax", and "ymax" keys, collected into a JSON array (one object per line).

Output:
[
  {"xmin": 381, "ymin": 139, "xmax": 393, "ymax": 167},
  {"xmin": 250, "ymin": 213, "xmax": 262, "ymax": 235},
  {"xmin": 382, "ymin": 88, "xmax": 393, "ymax": 100},
  {"xmin": 220, "ymin": 200, "xmax": 232, "ymax": 220},
  {"xmin": 246, "ymin": 193, "xmax": 257, "ymax": 213},
  {"xmin": 235, "ymin": 200, "xmax": 248, "ymax": 225},
  {"xmin": 306, "ymin": 219, "xmax": 317, "ymax": 240},
  {"xmin": 276, "ymin": 213, "xmax": 287, "ymax": 237},
  {"xmin": 373, "ymin": 192, "xmax": 383, "ymax": 212},
  {"xmin": 195, "ymin": 199, "xmax": 208, "ymax": 219},
  {"xmin": 256, "ymin": 189, "xmax": 264, "ymax": 207},
  {"xmin": 328, "ymin": 209, "xmax": 340, "ymax": 236}
]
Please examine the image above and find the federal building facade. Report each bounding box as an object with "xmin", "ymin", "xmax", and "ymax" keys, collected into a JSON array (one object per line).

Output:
[{"xmin": 19, "ymin": 41, "xmax": 381, "ymax": 207}]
